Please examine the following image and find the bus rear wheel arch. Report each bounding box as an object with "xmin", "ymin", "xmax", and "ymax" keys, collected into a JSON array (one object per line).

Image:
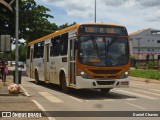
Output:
[{"xmin": 59, "ymin": 71, "xmax": 69, "ymax": 93}]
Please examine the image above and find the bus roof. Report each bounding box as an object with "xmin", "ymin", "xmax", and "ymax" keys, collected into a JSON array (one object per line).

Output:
[{"xmin": 28, "ymin": 22, "xmax": 126, "ymax": 46}]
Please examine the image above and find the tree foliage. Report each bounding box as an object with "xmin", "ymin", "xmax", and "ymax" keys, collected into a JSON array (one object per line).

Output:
[
  {"xmin": 0, "ymin": 0, "xmax": 77, "ymax": 61},
  {"xmin": 59, "ymin": 22, "xmax": 76, "ymax": 30},
  {"xmin": 18, "ymin": 0, "xmax": 59, "ymax": 42},
  {"xmin": 0, "ymin": 0, "xmax": 58, "ymax": 43}
]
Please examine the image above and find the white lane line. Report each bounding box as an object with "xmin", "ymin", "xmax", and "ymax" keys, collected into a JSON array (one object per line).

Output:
[
  {"xmin": 125, "ymin": 98, "xmax": 137, "ymax": 101},
  {"xmin": 103, "ymin": 99, "xmax": 115, "ymax": 102},
  {"xmin": 115, "ymin": 90, "xmax": 158, "ymax": 100},
  {"xmin": 135, "ymin": 89, "xmax": 160, "ymax": 97},
  {"xmin": 39, "ymin": 92, "xmax": 63, "ymax": 103},
  {"xmin": 150, "ymin": 89, "xmax": 160, "ymax": 92},
  {"xmin": 19, "ymin": 84, "xmax": 31, "ymax": 97},
  {"xmin": 126, "ymin": 102, "xmax": 145, "ymax": 110},
  {"xmin": 31, "ymin": 100, "xmax": 56, "ymax": 120},
  {"xmin": 67, "ymin": 95, "xmax": 85, "ymax": 102},
  {"xmin": 83, "ymin": 99, "xmax": 114, "ymax": 102}
]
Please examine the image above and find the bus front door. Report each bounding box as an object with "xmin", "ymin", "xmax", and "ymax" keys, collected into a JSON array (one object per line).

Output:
[
  {"xmin": 69, "ymin": 39, "xmax": 76, "ymax": 85},
  {"xmin": 44, "ymin": 44, "xmax": 50, "ymax": 83}
]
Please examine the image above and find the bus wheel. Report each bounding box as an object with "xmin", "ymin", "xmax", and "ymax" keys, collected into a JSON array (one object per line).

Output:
[
  {"xmin": 60, "ymin": 72, "xmax": 69, "ymax": 93},
  {"xmin": 100, "ymin": 88, "xmax": 110, "ymax": 94},
  {"xmin": 35, "ymin": 70, "xmax": 40, "ymax": 85}
]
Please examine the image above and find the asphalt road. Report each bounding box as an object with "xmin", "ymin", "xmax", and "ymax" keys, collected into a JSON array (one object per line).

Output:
[{"xmin": 21, "ymin": 77, "xmax": 160, "ymax": 120}]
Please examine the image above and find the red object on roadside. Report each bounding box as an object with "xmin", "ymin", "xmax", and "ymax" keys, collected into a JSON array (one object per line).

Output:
[{"xmin": 4, "ymin": 67, "xmax": 8, "ymax": 74}]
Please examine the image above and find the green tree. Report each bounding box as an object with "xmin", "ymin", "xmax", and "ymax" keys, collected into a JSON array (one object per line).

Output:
[
  {"xmin": 0, "ymin": 0, "xmax": 58, "ymax": 42},
  {"xmin": 59, "ymin": 22, "xmax": 76, "ymax": 30},
  {"xmin": 18, "ymin": 0, "xmax": 58, "ymax": 42},
  {"xmin": 19, "ymin": 45, "xmax": 27, "ymax": 61},
  {"xmin": 9, "ymin": 44, "xmax": 26, "ymax": 61}
]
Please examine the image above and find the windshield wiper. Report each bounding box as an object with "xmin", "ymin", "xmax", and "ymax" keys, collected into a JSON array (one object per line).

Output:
[
  {"xmin": 105, "ymin": 38, "xmax": 112, "ymax": 65},
  {"xmin": 91, "ymin": 36, "xmax": 100, "ymax": 59}
]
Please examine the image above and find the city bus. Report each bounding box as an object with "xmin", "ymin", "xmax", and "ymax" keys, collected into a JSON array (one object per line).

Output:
[{"xmin": 26, "ymin": 23, "xmax": 130, "ymax": 93}]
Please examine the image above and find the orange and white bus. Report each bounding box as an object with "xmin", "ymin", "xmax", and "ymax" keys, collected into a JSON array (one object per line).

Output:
[{"xmin": 26, "ymin": 23, "xmax": 130, "ymax": 93}]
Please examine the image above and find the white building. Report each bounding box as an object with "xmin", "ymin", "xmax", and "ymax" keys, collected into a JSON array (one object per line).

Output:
[{"xmin": 129, "ymin": 28, "xmax": 160, "ymax": 60}]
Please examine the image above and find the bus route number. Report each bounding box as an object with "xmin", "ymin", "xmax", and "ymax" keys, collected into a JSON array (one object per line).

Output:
[
  {"xmin": 84, "ymin": 27, "xmax": 115, "ymax": 34},
  {"xmin": 85, "ymin": 27, "xmax": 95, "ymax": 33},
  {"xmin": 106, "ymin": 28, "xmax": 115, "ymax": 33}
]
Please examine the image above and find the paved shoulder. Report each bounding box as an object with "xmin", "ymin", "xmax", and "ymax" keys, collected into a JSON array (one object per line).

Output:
[{"xmin": 131, "ymin": 77, "xmax": 160, "ymax": 84}]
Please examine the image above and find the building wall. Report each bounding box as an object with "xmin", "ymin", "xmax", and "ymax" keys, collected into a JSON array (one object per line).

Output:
[{"xmin": 129, "ymin": 29, "xmax": 160, "ymax": 60}]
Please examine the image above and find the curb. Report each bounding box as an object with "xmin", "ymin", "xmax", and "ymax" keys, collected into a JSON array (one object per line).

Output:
[
  {"xmin": 18, "ymin": 84, "xmax": 31, "ymax": 97},
  {"xmin": 131, "ymin": 77, "xmax": 160, "ymax": 84}
]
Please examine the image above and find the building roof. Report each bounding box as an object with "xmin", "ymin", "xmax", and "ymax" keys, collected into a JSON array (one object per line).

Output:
[
  {"xmin": 129, "ymin": 28, "xmax": 160, "ymax": 36},
  {"xmin": 129, "ymin": 29, "xmax": 148, "ymax": 36}
]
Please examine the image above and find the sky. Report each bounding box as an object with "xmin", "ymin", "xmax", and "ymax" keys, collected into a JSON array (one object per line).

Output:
[{"xmin": 35, "ymin": 0, "xmax": 160, "ymax": 33}]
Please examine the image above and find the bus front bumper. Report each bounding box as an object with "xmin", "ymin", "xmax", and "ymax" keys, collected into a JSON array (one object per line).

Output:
[{"xmin": 76, "ymin": 76, "xmax": 130, "ymax": 89}]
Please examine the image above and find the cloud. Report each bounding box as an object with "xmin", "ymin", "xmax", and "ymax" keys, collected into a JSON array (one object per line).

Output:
[
  {"xmin": 41, "ymin": 0, "xmax": 94, "ymax": 18},
  {"xmin": 104, "ymin": 0, "xmax": 130, "ymax": 7},
  {"xmin": 103, "ymin": 0, "xmax": 160, "ymax": 8},
  {"xmin": 146, "ymin": 10, "xmax": 160, "ymax": 22},
  {"xmin": 37, "ymin": 0, "xmax": 160, "ymax": 33},
  {"xmin": 135, "ymin": 0, "xmax": 160, "ymax": 7},
  {"xmin": 65, "ymin": 0, "xmax": 94, "ymax": 18}
]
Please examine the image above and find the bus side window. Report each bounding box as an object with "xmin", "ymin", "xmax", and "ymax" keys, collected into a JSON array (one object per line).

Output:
[
  {"xmin": 60, "ymin": 33, "xmax": 68, "ymax": 55},
  {"xmin": 52, "ymin": 36, "xmax": 61, "ymax": 56},
  {"xmin": 34, "ymin": 41, "xmax": 44, "ymax": 58},
  {"xmin": 33, "ymin": 43, "xmax": 37, "ymax": 58},
  {"xmin": 50, "ymin": 38, "xmax": 54, "ymax": 57},
  {"xmin": 27, "ymin": 46, "xmax": 30, "ymax": 59},
  {"xmin": 40, "ymin": 41, "xmax": 44, "ymax": 58}
]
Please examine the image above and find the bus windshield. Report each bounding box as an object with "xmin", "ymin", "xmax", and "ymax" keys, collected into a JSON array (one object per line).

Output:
[{"xmin": 78, "ymin": 36, "xmax": 129, "ymax": 66}]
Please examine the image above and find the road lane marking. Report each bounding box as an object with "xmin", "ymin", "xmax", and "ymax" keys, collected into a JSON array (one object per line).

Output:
[
  {"xmin": 19, "ymin": 84, "xmax": 31, "ymax": 97},
  {"xmin": 67, "ymin": 95, "xmax": 85, "ymax": 102},
  {"xmin": 150, "ymin": 89, "xmax": 160, "ymax": 92},
  {"xmin": 39, "ymin": 92, "xmax": 63, "ymax": 103},
  {"xmin": 135, "ymin": 89, "xmax": 160, "ymax": 97},
  {"xmin": 31, "ymin": 100, "xmax": 56, "ymax": 120},
  {"xmin": 103, "ymin": 99, "xmax": 115, "ymax": 102},
  {"xmin": 82, "ymin": 99, "xmax": 114, "ymax": 102},
  {"xmin": 126, "ymin": 102, "xmax": 145, "ymax": 110},
  {"xmin": 115, "ymin": 90, "xmax": 158, "ymax": 100},
  {"xmin": 125, "ymin": 98, "xmax": 136, "ymax": 101}
]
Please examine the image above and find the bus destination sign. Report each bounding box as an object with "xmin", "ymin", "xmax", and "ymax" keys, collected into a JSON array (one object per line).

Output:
[{"xmin": 79, "ymin": 25, "xmax": 127, "ymax": 36}]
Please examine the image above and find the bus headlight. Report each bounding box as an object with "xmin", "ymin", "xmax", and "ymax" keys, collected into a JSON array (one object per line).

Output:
[
  {"xmin": 120, "ymin": 70, "xmax": 130, "ymax": 78},
  {"xmin": 80, "ymin": 71, "xmax": 92, "ymax": 79}
]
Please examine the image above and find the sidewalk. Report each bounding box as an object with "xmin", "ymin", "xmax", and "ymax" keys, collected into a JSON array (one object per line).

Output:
[
  {"xmin": 0, "ymin": 76, "xmax": 16, "ymax": 95},
  {"xmin": 131, "ymin": 76, "xmax": 160, "ymax": 84},
  {"xmin": 0, "ymin": 76, "xmax": 48, "ymax": 120}
]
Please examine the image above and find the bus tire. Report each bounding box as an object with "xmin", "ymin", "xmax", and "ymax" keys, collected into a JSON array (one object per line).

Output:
[
  {"xmin": 60, "ymin": 72, "xmax": 69, "ymax": 93},
  {"xmin": 100, "ymin": 88, "xmax": 110, "ymax": 94},
  {"xmin": 35, "ymin": 70, "xmax": 40, "ymax": 85}
]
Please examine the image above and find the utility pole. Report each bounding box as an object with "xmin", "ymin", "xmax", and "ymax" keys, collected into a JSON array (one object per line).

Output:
[
  {"xmin": 15, "ymin": 0, "xmax": 19, "ymax": 84},
  {"xmin": 95, "ymin": 0, "xmax": 96, "ymax": 23}
]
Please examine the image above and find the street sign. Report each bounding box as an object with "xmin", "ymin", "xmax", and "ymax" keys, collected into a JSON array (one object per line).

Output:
[{"xmin": 0, "ymin": 35, "xmax": 11, "ymax": 52}]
